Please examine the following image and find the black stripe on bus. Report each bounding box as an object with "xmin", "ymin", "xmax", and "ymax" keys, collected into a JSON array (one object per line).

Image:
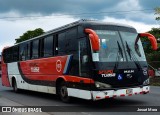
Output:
[
  {"xmin": 17, "ymin": 62, "xmax": 95, "ymax": 90},
  {"xmin": 17, "ymin": 62, "xmax": 56, "ymax": 87}
]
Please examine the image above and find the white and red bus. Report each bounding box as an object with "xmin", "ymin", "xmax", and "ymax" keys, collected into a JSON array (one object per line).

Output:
[
  {"xmin": 1, "ymin": 20, "xmax": 157, "ymax": 102},
  {"xmin": 0, "ymin": 55, "xmax": 1, "ymax": 77}
]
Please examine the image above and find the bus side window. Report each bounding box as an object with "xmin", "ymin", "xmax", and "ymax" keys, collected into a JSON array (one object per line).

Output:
[
  {"xmin": 54, "ymin": 34, "xmax": 58, "ymax": 55},
  {"xmin": 66, "ymin": 27, "xmax": 79, "ymax": 75},
  {"xmin": 7, "ymin": 48, "xmax": 13, "ymax": 63},
  {"xmin": 43, "ymin": 36, "xmax": 53, "ymax": 57},
  {"xmin": 58, "ymin": 27, "xmax": 78, "ymax": 55},
  {"xmin": 20, "ymin": 44, "xmax": 26, "ymax": 61},
  {"xmin": 3, "ymin": 48, "xmax": 11, "ymax": 63},
  {"xmin": 65, "ymin": 27, "xmax": 78, "ymax": 54},
  {"xmin": 26, "ymin": 43, "xmax": 31, "ymax": 60},
  {"xmin": 31, "ymin": 40, "xmax": 39, "ymax": 59},
  {"xmin": 58, "ymin": 32, "xmax": 65, "ymax": 55},
  {"xmin": 12, "ymin": 46, "xmax": 19, "ymax": 62}
]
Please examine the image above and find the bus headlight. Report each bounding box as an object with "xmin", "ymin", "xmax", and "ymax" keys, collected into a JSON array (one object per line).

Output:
[
  {"xmin": 143, "ymin": 78, "xmax": 150, "ymax": 85},
  {"xmin": 95, "ymin": 81, "xmax": 111, "ymax": 89}
]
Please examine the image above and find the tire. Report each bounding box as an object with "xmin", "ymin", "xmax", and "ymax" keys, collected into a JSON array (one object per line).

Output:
[
  {"xmin": 58, "ymin": 81, "xmax": 70, "ymax": 103},
  {"xmin": 13, "ymin": 79, "xmax": 19, "ymax": 93}
]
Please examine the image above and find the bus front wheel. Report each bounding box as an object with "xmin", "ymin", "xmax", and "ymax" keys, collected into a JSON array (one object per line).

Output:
[{"xmin": 58, "ymin": 81, "xmax": 70, "ymax": 103}]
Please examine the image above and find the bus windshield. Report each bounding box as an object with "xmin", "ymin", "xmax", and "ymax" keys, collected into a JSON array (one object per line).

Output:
[
  {"xmin": 94, "ymin": 30, "xmax": 146, "ymax": 62},
  {"xmin": 120, "ymin": 31, "xmax": 146, "ymax": 62}
]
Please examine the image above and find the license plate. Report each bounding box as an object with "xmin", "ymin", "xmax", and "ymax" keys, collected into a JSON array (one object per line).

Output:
[{"xmin": 126, "ymin": 89, "xmax": 133, "ymax": 94}]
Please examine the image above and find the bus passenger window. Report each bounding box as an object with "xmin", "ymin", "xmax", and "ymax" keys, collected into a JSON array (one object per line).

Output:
[
  {"xmin": 44, "ymin": 36, "xmax": 53, "ymax": 57},
  {"xmin": 4, "ymin": 48, "xmax": 13, "ymax": 63},
  {"xmin": 26, "ymin": 43, "xmax": 30, "ymax": 60},
  {"xmin": 54, "ymin": 34, "xmax": 58, "ymax": 55},
  {"xmin": 58, "ymin": 32, "xmax": 65, "ymax": 55},
  {"xmin": 12, "ymin": 46, "xmax": 19, "ymax": 62},
  {"xmin": 20, "ymin": 44, "xmax": 26, "ymax": 61},
  {"xmin": 31, "ymin": 40, "xmax": 39, "ymax": 59},
  {"xmin": 20, "ymin": 43, "xmax": 31, "ymax": 61}
]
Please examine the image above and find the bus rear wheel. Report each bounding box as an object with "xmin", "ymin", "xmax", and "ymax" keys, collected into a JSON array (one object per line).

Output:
[
  {"xmin": 13, "ymin": 79, "xmax": 19, "ymax": 93},
  {"xmin": 58, "ymin": 81, "xmax": 70, "ymax": 103}
]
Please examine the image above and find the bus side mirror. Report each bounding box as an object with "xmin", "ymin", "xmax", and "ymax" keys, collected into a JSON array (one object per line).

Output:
[
  {"xmin": 138, "ymin": 33, "xmax": 158, "ymax": 50},
  {"xmin": 85, "ymin": 29, "xmax": 100, "ymax": 51}
]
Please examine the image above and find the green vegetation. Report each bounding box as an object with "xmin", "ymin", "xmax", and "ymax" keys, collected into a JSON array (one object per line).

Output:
[
  {"xmin": 143, "ymin": 7, "xmax": 160, "ymax": 86},
  {"xmin": 15, "ymin": 28, "xmax": 44, "ymax": 43},
  {"xmin": 150, "ymin": 77, "xmax": 160, "ymax": 86},
  {"xmin": 155, "ymin": 7, "xmax": 160, "ymax": 21},
  {"xmin": 142, "ymin": 28, "xmax": 160, "ymax": 63},
  {"xmin": 142, "ymin": 7, "xmax": 160, "ymax": 66}
]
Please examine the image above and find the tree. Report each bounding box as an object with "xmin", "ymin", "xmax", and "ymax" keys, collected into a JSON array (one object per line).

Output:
[
  {"xmin": 141, "ymin": 8, "xmax": 160, "ymax": 68},
  {"xmin": 141, "ymin": 28, "xmax": 160, "ymax": 70},
  {"xmin": 15, "ymin": 28, "xmax": 44, "ymax": 43},
  {"xmin": 142, "ymin": 8, "xmax": 160, "ymax": 58},
  {"xmin": 155, "ymin": 7, "xmax": 160, "ymax": 21}
]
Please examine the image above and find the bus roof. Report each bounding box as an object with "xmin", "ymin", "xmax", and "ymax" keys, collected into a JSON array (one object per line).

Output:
[{"xmin": 15, "ymin": 19, "xmax": 135, "ymax": 45}]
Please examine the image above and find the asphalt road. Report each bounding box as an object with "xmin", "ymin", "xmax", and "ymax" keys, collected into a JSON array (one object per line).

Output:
[{"xmin": 0, "ymin": 78, "xmax": 160, "ymax": 115}]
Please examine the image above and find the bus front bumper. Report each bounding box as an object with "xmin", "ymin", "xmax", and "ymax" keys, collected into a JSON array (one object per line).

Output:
[{"xmin": 92, "ymin": 86, "xmax": 150, "ymax": 100}]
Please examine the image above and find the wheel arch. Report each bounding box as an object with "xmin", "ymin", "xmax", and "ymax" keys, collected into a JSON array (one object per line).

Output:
[
  {"xmin": 56, "ymin": 77, "xmax": 66, "ymax": 95},
  {"xmin": 11, "ymin": 76, "xmax": 17, "ymax": 87}
]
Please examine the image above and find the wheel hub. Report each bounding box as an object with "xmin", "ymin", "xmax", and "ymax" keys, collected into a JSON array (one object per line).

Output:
[{"xmin": 60, "ymin": 86, "xmax": 67, "ymax": 97}]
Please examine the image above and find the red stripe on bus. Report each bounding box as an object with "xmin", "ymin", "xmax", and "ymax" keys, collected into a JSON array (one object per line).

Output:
[
  {"xmin": 140, "ymin": 91, "xmax": 143, "ymax": 94},
  {"xmin": 120, "ymin": 94, "xmax": 125, "ymax": 97},
  {"xmin": 96, "ymin": 96, "xmax": 101, "ymax": 99},
  {"xmin": 19, "ymin": 56, "xmax": 95, "ymax": 84},
  {"xmin": 105, "ymin": 96, "xmax": 110, "ymax": 98}
]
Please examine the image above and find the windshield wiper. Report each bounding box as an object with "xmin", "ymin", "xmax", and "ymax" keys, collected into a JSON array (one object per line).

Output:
[
  {"xmin": 125, "ymin": 41, "xmax": 132, "ymax": 59},
  {"xmin": 117, "ymin": 41, "xmax": 124, "ymax": 59},
  {"xmin": 125, "ymin": 41, "xmax": 141, "ymax": 70},
  {"xmin": 135, "ymin": 38, "xmax": 142, "ymax": 57},
  {"xmin": 114, "ymin": 41, "xmax": 124, "ymax": 71}
]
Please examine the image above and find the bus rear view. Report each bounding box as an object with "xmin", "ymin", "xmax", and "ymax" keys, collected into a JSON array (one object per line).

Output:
[{"xmin": 1, "ymin": 20, "xmax": 157, "ymax": 102}]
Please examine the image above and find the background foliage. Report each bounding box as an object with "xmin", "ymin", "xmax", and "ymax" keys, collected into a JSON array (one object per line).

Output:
[{"xmin": 15, "ymin": 28, "xmax": 44, "ymax": 43}]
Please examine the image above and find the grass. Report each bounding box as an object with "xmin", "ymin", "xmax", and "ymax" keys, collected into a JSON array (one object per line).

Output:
[{"xmin": 150, "ymin": 76, "xmax": 160, "ymax": 86}]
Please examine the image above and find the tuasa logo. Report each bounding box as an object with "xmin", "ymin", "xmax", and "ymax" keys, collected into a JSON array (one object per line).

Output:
[{"xmin": 99, "ymin": 70, "xmax": 116, "ymax": 77}]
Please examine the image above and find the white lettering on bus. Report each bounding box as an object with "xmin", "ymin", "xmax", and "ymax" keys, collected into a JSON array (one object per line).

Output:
[
  {"xmin": 101, "ymin": 73, "xmax": 116, "ymax": 77},
  {"xmin": 31, "ymin": 67, "xmax": 39, "ymax": 72},
  {"xmin": 124, "ymin": 70, "xmax": 134, "ymax": 73}
]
